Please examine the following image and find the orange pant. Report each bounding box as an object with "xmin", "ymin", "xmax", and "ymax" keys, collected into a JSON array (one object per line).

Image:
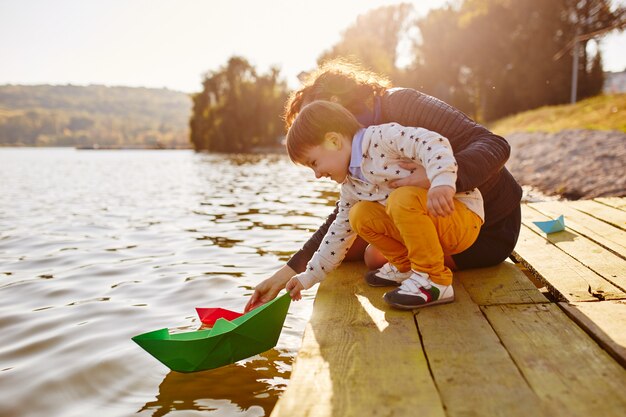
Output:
[{"xmin": 349, "ymin": 187, "xmax": 482, "ymax": 286}]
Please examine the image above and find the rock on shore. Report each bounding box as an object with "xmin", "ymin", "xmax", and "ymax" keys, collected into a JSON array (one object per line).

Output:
[{"xmin": 504, "ymin": 129, "xmax": 626, "ymax": 200}]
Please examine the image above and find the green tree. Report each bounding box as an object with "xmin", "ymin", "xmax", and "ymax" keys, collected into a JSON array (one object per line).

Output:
[
  {"xmin": 317, "ymin": 3, "xmax": 415, "ymax": 83},
  {"xmin": 190, "ymin": 57, "xmax": 288, "ymax": 152},
  {"xmin": 408, "ymin": 0, "xmax": 624, "ymax": 121},
  {"xmin": 560, "ymin": 0, "xmax": 626, "ymax": 100},
  {"xmin": 409, "ymin": 5, "xmax": 474, "ymax": 114}
]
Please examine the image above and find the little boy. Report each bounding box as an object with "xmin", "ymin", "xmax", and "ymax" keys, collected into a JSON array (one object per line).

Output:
[{"xmin": 285, "ymin": 100, "xmax": 483, "ymax": 309}]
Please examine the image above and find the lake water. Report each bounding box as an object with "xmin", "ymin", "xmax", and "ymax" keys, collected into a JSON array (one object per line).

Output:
[{"xmin": 0, "ymin": 148, "xmax": 341, "ymax": 417}]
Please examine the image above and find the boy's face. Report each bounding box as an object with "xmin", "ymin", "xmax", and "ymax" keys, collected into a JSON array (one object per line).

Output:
[{"xmin": 300, "ymin": 132, "xmax": 352, "ymax": 184}]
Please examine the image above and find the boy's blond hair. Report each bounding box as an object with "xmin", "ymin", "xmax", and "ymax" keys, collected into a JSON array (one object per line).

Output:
[
  {"xmin": 283, "ymin": 58, "xmax": 391, "ymax": 130},
  {"xmin": 286, "ymin": 101, "xmax": 362, "ymax": 164}
]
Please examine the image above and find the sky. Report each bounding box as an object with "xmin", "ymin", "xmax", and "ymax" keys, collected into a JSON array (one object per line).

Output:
[{"xmin": 1, "ymin": 0, "xmax": 625, "ymax": 93}]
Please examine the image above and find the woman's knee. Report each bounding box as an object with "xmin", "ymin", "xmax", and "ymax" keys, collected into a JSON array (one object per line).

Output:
[{"xmin": 364, "ymin": 244, "xmax": 387, "ymax": 270}]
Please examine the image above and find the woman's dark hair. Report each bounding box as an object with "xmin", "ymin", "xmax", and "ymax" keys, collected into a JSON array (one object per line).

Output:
[{"xmin": 283, "ymin": 58, "xmax": 391, "ymax": 129}]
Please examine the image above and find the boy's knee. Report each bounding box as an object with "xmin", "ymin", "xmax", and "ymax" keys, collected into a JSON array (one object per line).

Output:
[
  {"xmin": 349, "ymin": 201, "xmax": 376, "ymax": 232},
  {"xmin": 387, "ymin": 187, "xmax": 428, "ymax": 211}
]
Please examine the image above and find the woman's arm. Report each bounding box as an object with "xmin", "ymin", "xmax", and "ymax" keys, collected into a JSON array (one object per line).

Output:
[
  {"xmin": 245, "ymin": 203, "xmax": 339, "ymax": 311},
  {"xmin": 290, "ymin": 192, "xmax": 358, "ymax": 291},
  {"xmin": 383, "ymin": 89, "xmax": 510, "ymax": 192},
  {"xmin": 286, "ymin": 203, "xmax": 339, "ymax": 273}
]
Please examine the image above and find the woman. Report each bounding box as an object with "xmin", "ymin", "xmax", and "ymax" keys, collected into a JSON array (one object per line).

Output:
[{"xmin": 245, "ymin": 59, "xmax": 522, "ymax": 312}]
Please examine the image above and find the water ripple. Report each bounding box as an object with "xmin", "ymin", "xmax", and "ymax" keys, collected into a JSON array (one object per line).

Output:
[{"xmin": 0, "ymin": 148, "xmax": 338, "ymax": 417}]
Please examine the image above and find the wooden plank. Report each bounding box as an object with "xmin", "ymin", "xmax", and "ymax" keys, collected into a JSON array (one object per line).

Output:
[
  {"xmin": 513, "ymin": 224, "xmax": 626, "ymax": 302},
  {"xmin": 559, "ymin": 300, "xmax": 626, "ymax": 368},
  {"xmin": 416, "ymin": 277, "xmax": 549, "ymax": 417},
  {"xmin": 270, "ymin": 263, "xmax": 445, "ymax": 417},
  {"xmin": 567, "ymin": 199, "xmax": 626, "ymax": 230},
  {"xmin": 522, "ymin": 205, "xmax": 626, "ymax": 293},
  {"xmin": 594, "ymin": 197, "xmax": 626, "ymax": 210},
  {"xmin": 528, "ymin": 200, "xmax": 626, "ymax": 259},
  {"xmin": 482, "ymin": 303, "xmax": 626, "ymax": 417},
  {"xmin": 457, "ymin": 259, "xmax": 549, "ymax": 305}
]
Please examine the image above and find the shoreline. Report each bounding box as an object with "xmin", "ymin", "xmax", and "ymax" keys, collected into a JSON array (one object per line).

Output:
[
  {"xmin": 3, "ymin": 130, "xmax": 624, "ymax": 201},
  {"xmin": 505, "ymin": 129, "xmax": 626, "ymax": 200}
]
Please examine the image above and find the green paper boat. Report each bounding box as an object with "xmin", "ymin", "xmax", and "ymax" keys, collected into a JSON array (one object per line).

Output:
[{"xmin": 132, "ymin": 293, "xmax": 291, "ymax": 373}]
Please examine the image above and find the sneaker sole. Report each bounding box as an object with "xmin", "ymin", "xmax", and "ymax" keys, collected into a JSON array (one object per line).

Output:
[
  {"xmin": 366, "ymin": 278, "xmax": 402, "ymax": 287},
  {"xmin": 383, "ymin": 295, "xmax": 455, "ymax": 310}
]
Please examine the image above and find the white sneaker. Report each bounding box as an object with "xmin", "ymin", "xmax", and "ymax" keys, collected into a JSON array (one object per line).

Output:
[
  {"xmin": 384, "ymin": 271, "xmax": 454, "ymax": 310},
  {"xmin": 365, "ymin": 262, "xmax": 412, "ymax": 287}
]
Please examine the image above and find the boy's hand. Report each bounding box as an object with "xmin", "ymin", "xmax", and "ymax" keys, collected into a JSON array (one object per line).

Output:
[
  {"xmin": 285, "ymin": 276, "xmax": 304, "ymax": 301},
  {"xmin": 244, "ymin": 265, "xmax": 295, "ymax": 312},
  {"xmin": 427, "ymin": 185, "xmax": 455, "ymax": 217}
]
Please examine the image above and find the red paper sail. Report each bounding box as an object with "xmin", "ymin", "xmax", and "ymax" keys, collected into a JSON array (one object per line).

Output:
[{"xmin": 195, "ymin": 307, "xmax": 244, "ymax": 325}]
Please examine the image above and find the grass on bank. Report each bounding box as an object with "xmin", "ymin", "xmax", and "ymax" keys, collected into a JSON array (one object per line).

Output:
[{"xmin": 489, "ymin": 93, "xmax": 626, "ymax": 136}]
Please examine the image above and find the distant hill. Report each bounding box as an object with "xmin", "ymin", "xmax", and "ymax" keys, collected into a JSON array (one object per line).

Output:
[{"xmin": 0, "ymin": 84, "xmax": 192, "ymax": 148}]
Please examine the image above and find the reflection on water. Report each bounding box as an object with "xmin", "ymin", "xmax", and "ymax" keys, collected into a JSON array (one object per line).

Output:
[
  {"xmin": 138, "ymin": 350, "xmax": 291, "ymax": 417},
  {"xmin": 0, "ymin": 148, "xmax": 339, "ymax": 417}
]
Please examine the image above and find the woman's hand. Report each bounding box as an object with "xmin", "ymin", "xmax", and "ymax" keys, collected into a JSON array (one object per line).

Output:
[
  {"xmin": 244, "ymin": 264, "xmax": 295, "ymax": 312},
  {"xmin": 427, "ymin": 185, "xmax": 456, "ymax": 217},
  {"xmin": 285, "ymin": 276, "xmax": 304, "ymax": 301},
  {"xmin": 389, "ymin": 162, "xmax": 430, "ymax": 189}
]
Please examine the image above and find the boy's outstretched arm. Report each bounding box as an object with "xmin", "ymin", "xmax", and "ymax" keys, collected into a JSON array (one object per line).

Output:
[
  {"xmin": 285, "ymin": 276, "xmax": 304, "ymax": 301},
  {"xmin": 244, "ymin": 264, "xmax": 296, "ymax": 312}
]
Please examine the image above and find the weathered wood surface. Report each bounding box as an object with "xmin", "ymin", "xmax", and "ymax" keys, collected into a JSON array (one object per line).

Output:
[
  {"xmin": 270, "ymin": 263, "xmax": 445, "ymax": 417},
  {"xmin": 482, "ymin": 303, "xmax": 626, "ymax": 417},
  {"xmin": 416, "ymin": 275, "xmax": 549, "ymax": 417},
  {"xmin": 559, "ymin": 300, "xmax": 626, "ymax": 367},
  {"xmin": 521, "ymin": 204, "xmax": 626, "ymax": 292},
  {"xmin": 457, "ymin": 260, "xmax": 548, "ymax": 305},
  {"xmin": 528, "ymin": 200, "xmax": 626, "ymax": 256},
  {"xmin": 512, "ymin": 198, "xmax": 626, "ymax": 371},
  {"xmin": 271, "ymin": 198, "xmax": 626, "ymax": 417},
  {"xmin": 513, "ymin": 222, "xmax": 625, "ymax": 302},
  {"xmin": 566, "ymin": 199, "xmax": 626, "ymax": 229},
  {"xmin": 595, "ymin": 197, "xmax": 626, "ymax": 210},
  {"xmin": 513, "ymin": 200, "xmax": 626, "ymax": 302}
]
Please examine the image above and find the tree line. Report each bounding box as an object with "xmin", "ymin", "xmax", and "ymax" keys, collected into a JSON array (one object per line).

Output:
[
  {"xmin": 0, "ymin": 85, "xmax": 191, "ymax": 148},
  {"xmin": 191, "ymin": 0, "xmax": 624, "ymax": 152},
  {"xmin": 189, "ymin": 57, "xmax": 288, "ymax": 152}
]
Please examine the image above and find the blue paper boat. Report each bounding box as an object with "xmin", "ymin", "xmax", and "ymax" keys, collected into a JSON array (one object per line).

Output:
[{"xmin": 533, "ymin": 214, "xmax": 565, "ymax": 234}]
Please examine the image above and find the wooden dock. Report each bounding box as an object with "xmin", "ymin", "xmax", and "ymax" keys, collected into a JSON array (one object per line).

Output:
[{"xmin": 270, "ymin": 198, "xmax": 626, "ymax": 417}]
